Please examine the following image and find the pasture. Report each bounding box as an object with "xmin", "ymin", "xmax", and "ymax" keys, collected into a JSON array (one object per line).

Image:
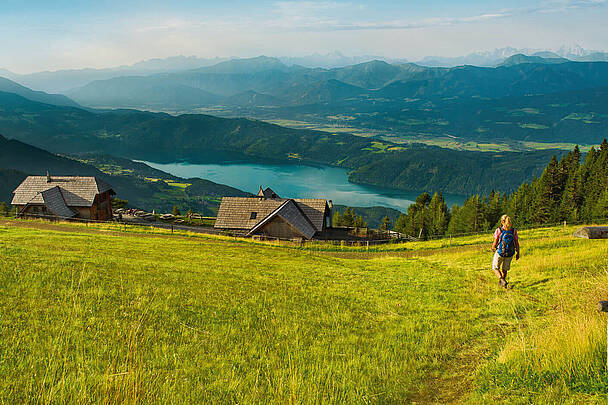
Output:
[{"xmin": 0, "ymin": 219, "xmax": 606, "ymax": 403}]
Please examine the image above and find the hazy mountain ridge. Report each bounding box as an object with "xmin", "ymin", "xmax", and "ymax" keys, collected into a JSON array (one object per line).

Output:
[
  {"xmin": 0, "ymin": 76, "xmax": 80, "ymax": 108},
  {"xmin": 68, "ymin": 56, "xmax": 608, "ymax": 112}
]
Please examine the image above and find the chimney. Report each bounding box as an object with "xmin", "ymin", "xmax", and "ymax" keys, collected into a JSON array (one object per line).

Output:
[
  {"xmin": 46, "ymin": 171, "xmax": 51, "ymax": 183},
  {"xmin": 327, "ymin": 200, "xmax": 333, "ymax": 228}
]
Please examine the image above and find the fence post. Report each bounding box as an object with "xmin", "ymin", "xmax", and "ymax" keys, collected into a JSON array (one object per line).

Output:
[
  {"xmin": 366, "ymin": 240, "xmax": 369, "ymax": 252},
  {"xmin": 171, "ymin": 224, "xmax": 173, "ymax": 234},
  {"xmin": 564, "ymin": 220, "xmax": 567, "ymax": 230}
]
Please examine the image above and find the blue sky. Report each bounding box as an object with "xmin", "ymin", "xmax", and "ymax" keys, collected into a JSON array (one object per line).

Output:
[{"xmin": 1, "ymin": 0, "xmax": 607, "ymax": 72}]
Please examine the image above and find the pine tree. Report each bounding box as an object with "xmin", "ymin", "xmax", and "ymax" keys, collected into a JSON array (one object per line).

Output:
[
  {"xmin": 559, "ymin": 167, "xmax": 583, "ymax": 221},
  {"xmin": 341, "ymin": 207, "xmax": 355, "ymax": 227},
  {"xmin": 0, "ymin": 202, "xmax": 8, "ymax": 217},
  {"xmin": 172, "ymin": 206, "xmax": 181, "ymax": 216},
  {"xmin": 593, "ymin": 187, "xmax": 608, "ymax": 222},
  {"xmin": 353, "ymin": 215, "xmax": 367, "ymax": 229},
  {"xmin": 332, "ymin": 211, "xmax": 342, "ymax": 227},
  {"xmin": 532, "ymin": 156, "xmax": 561, "ymax": 224},
  {"xmin": 380, "ymin": 216, "xmax": 391, "ymax": 231},
  {"xmin": 427, "ymin": 192, "xmax": 449, "ymax": 236},
  {"xmin": 393, "ymin": 213, "xmax": 407, "ymax": 234}
]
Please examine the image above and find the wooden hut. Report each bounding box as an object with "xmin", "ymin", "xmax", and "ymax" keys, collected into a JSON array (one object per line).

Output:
[
  {"xmin": 573, "ymin": 226, "xmax": 608, "ymax": 239},
  {"xmin": 11, "ymin": 173, "xmax": 115, "ymax": 220},
  {"xmin": 214, "ymin": 187, "xmax": 332, "ymax": 240}
]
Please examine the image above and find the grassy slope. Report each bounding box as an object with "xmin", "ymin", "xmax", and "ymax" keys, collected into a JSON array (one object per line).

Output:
[{"xmin": 0, "ymin": 219, "xmax": 606, "ymax": 403}]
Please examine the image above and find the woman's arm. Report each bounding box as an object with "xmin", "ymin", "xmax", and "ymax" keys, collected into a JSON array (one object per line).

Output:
[{"xmin": 491, "ymin": 229, "xmax": 499, "ymax": 251}]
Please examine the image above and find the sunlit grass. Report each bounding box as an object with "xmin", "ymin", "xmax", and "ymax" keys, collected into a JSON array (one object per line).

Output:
[{"xmin": 0, "ymin": 219, "xmax": 606, "ymax": 402}]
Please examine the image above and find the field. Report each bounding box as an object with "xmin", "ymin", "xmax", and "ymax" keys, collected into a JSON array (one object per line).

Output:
[{"xmin": 1, "ymin": 218, "xmax": 607, "ymax": 403}]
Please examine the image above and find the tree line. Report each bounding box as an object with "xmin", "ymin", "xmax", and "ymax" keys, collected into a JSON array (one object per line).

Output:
[{"xmin": 392, "ymin": 140, "xmax": 608, "ymax": 239}]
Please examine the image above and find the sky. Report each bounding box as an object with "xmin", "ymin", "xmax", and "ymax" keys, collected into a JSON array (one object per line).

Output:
[{"xmin": 1, "ymin": 0, "xmax": 607, "ymax": 73}]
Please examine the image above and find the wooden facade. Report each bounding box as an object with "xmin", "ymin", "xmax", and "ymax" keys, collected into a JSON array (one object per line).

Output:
[
  {"xmin": 214, "ymin": 187, "xmax": 332, "ymax": 240},
  {"xmin": 12, "ymin": 175, "xmax": 115, "ymax": 221}
]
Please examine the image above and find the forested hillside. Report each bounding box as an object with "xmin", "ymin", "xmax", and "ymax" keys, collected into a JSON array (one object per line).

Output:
[
  {"xmin": 63, "ymin": 57, "xmax": 608, "ymax": 146},
  {"xmin": 394, "ymin": 141, "xmax": 608, "ymax": 238},
  {"xmin": 0, "ymin": 135, "xmax": 247, "ymax": 214},
  {"xmin": 0, "ymin": 91, "xmax": 560, "ymax": 194}
]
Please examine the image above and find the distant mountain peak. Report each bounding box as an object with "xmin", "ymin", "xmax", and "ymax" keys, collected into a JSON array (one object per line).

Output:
[{"xmin": 497, "ymin": 53, "xmax": 569, "ymax": 67}]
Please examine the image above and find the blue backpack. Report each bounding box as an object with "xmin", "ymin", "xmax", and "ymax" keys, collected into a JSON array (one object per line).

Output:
[{"xmin": 497, "ymin": 228, "xmax": 516, "ymax": 257}]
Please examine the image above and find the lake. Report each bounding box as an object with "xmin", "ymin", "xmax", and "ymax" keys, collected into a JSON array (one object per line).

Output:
[{"xmin": 140, "ymin": 160, "xmax": 466, "ymax": 212}]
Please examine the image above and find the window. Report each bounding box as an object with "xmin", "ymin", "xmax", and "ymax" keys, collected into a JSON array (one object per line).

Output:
[{"xmin": 250, "ymin": 212, "xmax": 257, "ymax": 219}]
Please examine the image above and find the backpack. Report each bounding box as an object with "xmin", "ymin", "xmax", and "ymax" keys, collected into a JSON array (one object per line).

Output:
[{"xmin": 497, "ymin": 228, "xmax": 516, "ymax": 257}]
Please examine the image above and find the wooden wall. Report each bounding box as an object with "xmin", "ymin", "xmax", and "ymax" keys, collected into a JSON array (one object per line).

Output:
[{"xmin": 254, "ymin": 216, "xmax": 305, "ymax": 240}]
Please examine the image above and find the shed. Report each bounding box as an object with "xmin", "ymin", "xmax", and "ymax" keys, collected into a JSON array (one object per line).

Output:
[{"xmin": 573, "ymin": 226, "xmax": 608, "ymax": 239}]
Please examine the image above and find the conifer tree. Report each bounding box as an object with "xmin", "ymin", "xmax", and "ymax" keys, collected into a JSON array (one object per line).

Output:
[
  {"xmin": 0, "ymin": 202, "xmax": 8, "ymax": 217},
  {"xmin": 380, "ymin": 216, "xmax": 391, "ymax": 232},
  {"xmin": 341, "ymin": 207, "xmax": 355, "ymax": 227},
  {"xmin": 332, "ymin": 211, "xmax": 342, "ymax": 227},
  {"xmin": 427, "ymin": 192, "xmax": 449, "ymax": 236},
  {"xmin": 393, "ymin": 213, "xmax": 407, "ymax": 235}
]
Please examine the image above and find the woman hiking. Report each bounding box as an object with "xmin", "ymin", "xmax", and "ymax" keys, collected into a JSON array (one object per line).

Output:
[{"xmin": 491, "ymin": 214, "xmax": 520, "ymax": 289}]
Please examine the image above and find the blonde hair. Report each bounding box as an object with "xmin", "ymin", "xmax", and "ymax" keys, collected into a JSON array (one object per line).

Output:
[{"xmin": 501, "ymin": 214, "xmax": 512, "ymax": 230}]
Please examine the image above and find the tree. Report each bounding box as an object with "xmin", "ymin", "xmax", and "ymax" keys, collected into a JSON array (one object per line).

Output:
[
  {"xmin": 172, "ymin": 206, "xmax": 181, "ymax": 216},
  {"xmin": 393, "ymin": 213, "xmax": 408, "ymax": 234},
  {"xmin": 111, "ymin": 198, "xmax": 128, "ymax": 209},
  {"xmin": 380, "ymin": 216, "xmax": 391, "ymax": 232},
  {"xmin": 340, "ymin": 207, "xmax": 355, "ymax": 227},
  {"xmin": 0, "ymin": 202, "xmax": 8, "ymax": 217},
  {"xmin": 592, "ymin": 187, "xmax": 608, "ymax": 221},
  {"xmin": 353, "ymin": 214, "xmax": 367, "ymax": 229},
  {"xmin": 427, "ymin": 192, "xmax": 449, "ymax": 236},
  {"xmin": 332, "ymin": 211, "xmax": 342, "ymax": 227}
]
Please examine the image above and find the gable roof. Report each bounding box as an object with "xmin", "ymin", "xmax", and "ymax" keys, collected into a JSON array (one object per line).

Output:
[
  {"xmin": 248, "ymin": 199, "xmax": 317, "ymax": 239},
  {"xmin": 12, "ymin": 176, "xmax": 114, "ymax": 207},
  {"xmin": 214, "ymin": 197, "xmax": 285, "ymax": 230},
  {"xmin": 257, "ymin": 186, "xmax": 279, "ymax": 198},
  {"xmin": 214, "ymin": 196, "xmax": 328, "ymax": 232},
  {"xmin": 40, "ymin": 186, "xmax": 77, "ymax": 219}
]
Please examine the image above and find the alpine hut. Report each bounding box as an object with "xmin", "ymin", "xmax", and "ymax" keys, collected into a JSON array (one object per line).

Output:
[
  {"xmin": 12, "ymin": 173, "xmax": 115, "ymax": 220},
  {"xmin": 214, "ymin": 186, "xmax": 332, "ymax": 240}
]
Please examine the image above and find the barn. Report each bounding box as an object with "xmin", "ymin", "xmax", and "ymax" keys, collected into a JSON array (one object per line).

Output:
[
  {"xmin": 12, "ymin": 173, "xmax": 115, "ymax": 221},
  {"xmin": 214, "ymin": 187, "xmax": 332, "ymax": 240}
]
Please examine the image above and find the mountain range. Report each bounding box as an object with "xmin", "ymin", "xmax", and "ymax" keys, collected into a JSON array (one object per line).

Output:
[
  {"xmin": 50, "ymin": 55, "xmax": 608, "ymax": 146},
  {"xmin": 66, "ymin": 56, "xmax": 608, "ymax": 108},
  {"xmin": 3, "ymin": 46, "xmax": 606, "ymax": 94}
]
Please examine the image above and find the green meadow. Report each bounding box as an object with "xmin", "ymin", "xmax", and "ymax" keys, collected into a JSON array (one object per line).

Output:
[{"xmin": 0, "ymin": 219, "xmax": 607, "ymax": 403}]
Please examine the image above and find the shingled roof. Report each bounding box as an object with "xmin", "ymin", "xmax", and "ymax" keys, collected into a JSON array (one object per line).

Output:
[
  {"xmin": 257, "ymin": 186, "xmax": 279, "ymax": 198},
  {"xmin": 214, "ymin": 196, "xmax": 328, "ymax": 234},
  {"xmin": 41, "ymin": 186, "xmax": 77, "ymax": 219},
  {"xmin": 248, "ymin": 199, "xmax": 317, "ymax": 239},
  {"xmin": 12, "ymin": 176, "xmax": 115, "ymax": 207}
]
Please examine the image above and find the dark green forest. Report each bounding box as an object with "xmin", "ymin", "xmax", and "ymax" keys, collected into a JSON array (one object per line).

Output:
[
  {"xmin": 394, "ymin": 140, "xmax": 608, "ymax": 238},
  {"xmin": 0, "ymin": 91, "xmax": 560, "ymax": 194}
]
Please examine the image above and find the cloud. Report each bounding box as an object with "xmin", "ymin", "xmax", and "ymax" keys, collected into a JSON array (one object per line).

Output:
[{"xmin": 257, "ymin": 0, "xmax": 608, "ymax": 32}]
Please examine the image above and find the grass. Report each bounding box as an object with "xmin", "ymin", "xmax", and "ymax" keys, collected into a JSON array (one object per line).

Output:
[{"xmin": 0, "ymin": 219, "xmax": 607, "ymax": 403}]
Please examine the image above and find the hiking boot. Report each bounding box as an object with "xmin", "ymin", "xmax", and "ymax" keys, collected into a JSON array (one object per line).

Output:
[
  {"xmin": 499, "ymin": 278, "xmax": 506, "ymax": 288},
  {"xmin": 503, "ymin": 279, "xmax": 508, "ymax": 289}
]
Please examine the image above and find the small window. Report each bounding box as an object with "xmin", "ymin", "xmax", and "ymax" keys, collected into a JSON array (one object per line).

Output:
[{"xmin": 250, "ymin": 212, "xmax": 257, "ymax": 219}]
